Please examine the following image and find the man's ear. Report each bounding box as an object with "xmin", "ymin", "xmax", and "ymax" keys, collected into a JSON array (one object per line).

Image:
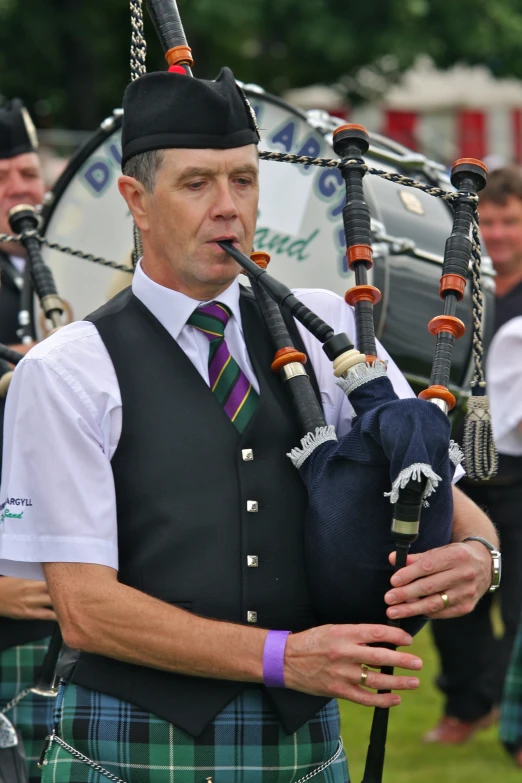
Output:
[{"xmin": 118, "ymin": 176, "xmax": 150, "ymax": 232}]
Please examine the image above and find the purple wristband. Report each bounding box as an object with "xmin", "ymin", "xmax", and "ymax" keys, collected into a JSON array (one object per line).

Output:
[{"xmin": 263, "ymin": 630, "xmax": 291, "ymax": 688}]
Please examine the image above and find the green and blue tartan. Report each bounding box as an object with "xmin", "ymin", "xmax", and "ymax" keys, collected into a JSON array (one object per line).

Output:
[
  {"xmin": 41, "ymin": 682, "xmax": 349, "ymax": 783},
  {"xmin": 0, "ymin": 636, "xmax": 55, "ymax": 783},
  {"xmin": 501, "ymin": 617, "xmax": 522, "ymax": 750}
]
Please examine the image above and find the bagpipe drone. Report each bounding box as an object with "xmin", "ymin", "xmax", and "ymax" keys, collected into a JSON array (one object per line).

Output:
[{"xmin": 219, "ymin": 142, "xmax": 493, "ymax": 783}]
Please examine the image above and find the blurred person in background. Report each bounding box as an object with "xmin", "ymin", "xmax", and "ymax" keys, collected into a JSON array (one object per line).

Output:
[
  {"xmin": 0, "ymin": 99, "xmax": 56, "ymax": 783},
  {"xmin": 0, "ymin": 99, "xmax": 45, "ymax": 352},
  {"xmin": 488, "ymin": 314, "xmax": 522, "ymax": 765},
  {"xmin": 426, "ymin": 166, "xmax": 522, "ymax": 744}
]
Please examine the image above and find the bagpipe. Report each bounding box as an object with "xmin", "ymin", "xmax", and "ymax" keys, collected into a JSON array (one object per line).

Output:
[
  {"xmin": 137, "ymin": 1, "xmax": 497, "ymax": 781},
  {"xmin": 0, "ymin": 1, "xmax": 498, "ymax": 781}
]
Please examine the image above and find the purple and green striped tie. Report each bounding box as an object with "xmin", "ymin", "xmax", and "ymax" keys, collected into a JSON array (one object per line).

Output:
[{"xmin": 187, "ymin": 302, "xmax": 259, "ymax": 433}]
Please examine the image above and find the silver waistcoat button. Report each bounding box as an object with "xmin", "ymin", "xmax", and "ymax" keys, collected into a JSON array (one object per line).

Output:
[
  {"xmin": 247, "ymin": 611, "xmax": 258, "ymax": 623},
  {"xmin": 242, "ymin": 448, "xmax": 254, "ymax": 461},
  {"xmin": 247, "ymin": 555, "xmax": 259, "ymax": 567},
  {"xmin": 247, "ymin": 500, "xmax": 259, "ymax": 513}
]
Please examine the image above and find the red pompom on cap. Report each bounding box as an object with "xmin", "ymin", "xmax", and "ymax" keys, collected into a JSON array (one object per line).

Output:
[{"xmin": 168, "ymin": 65, "xmax": 187, "ymax": 75}]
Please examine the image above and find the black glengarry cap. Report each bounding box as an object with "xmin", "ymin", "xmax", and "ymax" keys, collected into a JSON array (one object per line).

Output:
[
  {"xmin": 121, "ymin": 67, "xmax": 260, "ymax": 167},
  {"xmin": 0, "ymin": 99, "xmax": 38, "ymax": 160}
]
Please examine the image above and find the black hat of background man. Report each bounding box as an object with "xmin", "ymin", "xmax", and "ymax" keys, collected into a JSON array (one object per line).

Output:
[
  {"xmin": 121, "ymin": 66, "xmax": 260, "ymax": 167},
  {"xmin": 0, "ymin": 99, "xmax": 38, "ymax": 160}
]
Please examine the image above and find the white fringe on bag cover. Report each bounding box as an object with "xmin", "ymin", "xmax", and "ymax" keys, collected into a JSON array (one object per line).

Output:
[
  {"xmin": 384, "ymin": 463, "xmax": 442, "ymax": 505},
  {"xmin": 287, "ymin": 425, "xmax": 338, "ymax": 470},
  {"xmin": 335, "ymin": 360, "xmax": 388, "ymax": 397},
  {"xmin": 448, "ymin": 439, "xmax": 464, "ymax": 469}
]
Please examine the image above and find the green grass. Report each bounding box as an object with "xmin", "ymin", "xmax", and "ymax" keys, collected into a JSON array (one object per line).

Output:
[{"xmin": 338, "ymin": 624, "xmax": 520, "ymax": 783}]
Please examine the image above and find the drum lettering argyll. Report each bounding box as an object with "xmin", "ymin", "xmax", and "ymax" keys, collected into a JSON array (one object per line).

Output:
[{"xmin": 40, "ymin": 87, "xmax": 495, "ymax": 407}]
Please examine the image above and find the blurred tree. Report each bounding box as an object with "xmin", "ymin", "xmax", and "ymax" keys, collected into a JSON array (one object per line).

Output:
[{"xmin": 0, "ymin": 0, "xmax": 521, "ymax": 129}]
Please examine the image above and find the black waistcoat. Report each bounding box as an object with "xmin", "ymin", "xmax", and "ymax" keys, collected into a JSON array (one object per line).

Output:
[
  {"xmin": 70, "ymin": 286, "xmax": 328, "ymax": 736},
  {"xmin": 0, "ymin": 615, "xmax": 55, "ymax": 652}
]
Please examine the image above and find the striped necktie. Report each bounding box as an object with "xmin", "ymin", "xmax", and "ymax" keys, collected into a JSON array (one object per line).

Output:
[{"xmin": 187, "ymin": 301, "xmax": 259, "ymax": 433}]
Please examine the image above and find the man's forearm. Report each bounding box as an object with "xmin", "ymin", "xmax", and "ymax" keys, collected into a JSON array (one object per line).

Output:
[
  {"xmin": 43, "ymin": 564, "xmax": 425, "ymax": 708},
  {"xmin": 451, "ymin": 485, "xmax": 499, "ymax": 548},
  {"xmin": 44, "ymin": 563, "xmax": 267, "ymax": 683}
]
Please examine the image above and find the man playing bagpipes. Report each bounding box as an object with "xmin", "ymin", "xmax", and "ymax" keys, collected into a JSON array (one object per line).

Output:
[
  {"xmin": 0, "ymin": 99, "xmax": 56, "ymax": 783},
  {"xmin": 0, "ymin": 66, "xmax": 498, "ymax": 783}
]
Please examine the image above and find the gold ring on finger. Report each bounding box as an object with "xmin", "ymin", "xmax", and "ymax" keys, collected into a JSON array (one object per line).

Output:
[
  {"xmin": 360, "ymin": 664, "xmax": 369, "ymax": 686},
  {"xmin": 440, "ymin": 592, "xmax": 450, "ymax": 610}
]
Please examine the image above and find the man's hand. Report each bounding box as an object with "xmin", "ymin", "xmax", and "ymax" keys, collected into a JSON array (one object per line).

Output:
[
  {"xmin": 385, "ymin": 539, "xmax": 492, "ymax": 620},
  {"xmin": 383, "ymin": 484, "xmax": 498, "ymax": 621},
  {"xmin": 284, "ymin": 624, "xmax": 423, "ymax": 708},
  {"xmin": 0, "ymin": 577, "xmax": 57, "ymax": 620}
]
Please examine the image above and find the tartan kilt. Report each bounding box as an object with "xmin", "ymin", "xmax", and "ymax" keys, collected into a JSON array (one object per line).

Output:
[
  {"xmin": 0, "ymin": 636, "xmax": 55, "ymax": 783},
  {"xmin": 501, "ymin": 615, "xmax": 522, "ymax": 749},
  {"xmin": 41, "ymin": 681, "xmax": 349, "ymax": 783}
]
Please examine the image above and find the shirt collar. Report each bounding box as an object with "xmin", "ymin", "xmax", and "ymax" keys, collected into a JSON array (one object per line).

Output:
[{"xmin": 131, "ymin": 259, "xmax": 244, "ymax": 340}]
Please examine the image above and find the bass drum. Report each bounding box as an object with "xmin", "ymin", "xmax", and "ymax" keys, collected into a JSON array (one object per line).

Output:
[{"xmin": 40, "ymin": 86, "xmax": 494, "ymax": 408}]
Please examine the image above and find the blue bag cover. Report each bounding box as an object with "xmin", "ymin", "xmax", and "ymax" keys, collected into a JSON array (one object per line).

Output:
[{"xmin": 301, "ymin": 376, "xmax": 455, "ymax": 635}]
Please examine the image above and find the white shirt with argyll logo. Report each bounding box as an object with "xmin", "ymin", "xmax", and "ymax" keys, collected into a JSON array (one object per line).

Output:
[{"xmin": 0, "ymin": 261, "xmax": 459, "ymax": 581}]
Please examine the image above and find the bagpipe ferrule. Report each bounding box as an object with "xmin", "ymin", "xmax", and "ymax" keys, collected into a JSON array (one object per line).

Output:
[
  {"xmin": 250, "ymin": 251, "xmax": 270, "ymax": 269},
  {"xmin": 391, "ymin": 518, "xmax": 421, "ymax": 537},
  {"xmin": 332, "ymin": 348, "xmax": 366, "ymax": 377},
  {"xmin": 333, "ymin": 123, "xmax": 370, "ymax": 153},
  {"xmin": 452, "ymin": 157, "xmax": 488, "ymax": 187},
  {"xmin": 280, "ymin": 362, "xmax": 307, "ymax": 382},
  {"xmin": 344, "ymin": 284, "xmax": 381, "ymax": 307},
  {"xmin": 427, "ymin": 315, "xmax": 466, "ymax": 339},
  {"xmin": 346, "ymin": 244, "xmax": 373, "ymax": 270},
  {"xmin": 165, "ymin": 44, "xmax": 194, "ymax": 68},
  {"xmin": 439, "ymin": 274, "xmax": 466, "ymax": 301},
  {"xmin": 418, "ymin": 385, "xmax": 456, "ymax": 411},
  {"xmin": 271, "ymin": 346, "xmax": 307, "ymax": 373}
]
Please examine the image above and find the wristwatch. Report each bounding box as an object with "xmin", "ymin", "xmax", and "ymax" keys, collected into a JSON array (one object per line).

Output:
[{"xmin": 462, "ymin": 536, "xmax": 501, "ymax": 593}]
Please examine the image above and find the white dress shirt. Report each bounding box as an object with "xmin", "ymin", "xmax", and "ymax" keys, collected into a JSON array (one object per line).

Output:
[
  {"xmin": 487, "ymin": 315, "xmax": 522, "ymax": 456},
  {"xmin": 0, "ymin": 262, "xmax": 428, "ymax": 581}
]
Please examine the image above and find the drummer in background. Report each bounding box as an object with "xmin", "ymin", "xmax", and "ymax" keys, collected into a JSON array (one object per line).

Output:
[
  {"xmin": 0, "ymin": 68, "xmax": 497, "ymax": 782},
  {"xmin": 0, "ymin": 99, "xmax": 56, "ymax": 783},
  {"xmin": 427, "ymin": 166, "xmax": 522, "ymax": 745},
  {"xmin": 0, "ymin": 99, "xmax": 44, "ymax": 351}
]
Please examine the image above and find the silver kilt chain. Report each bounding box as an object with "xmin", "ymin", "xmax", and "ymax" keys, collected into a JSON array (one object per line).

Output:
[
  {"xmin": 0, "ymin": 687, "xmax": 31, "ymax": 715},
  {"xmin": 42, "ymin": 731, "xmax": 344, "ymax": 783}
]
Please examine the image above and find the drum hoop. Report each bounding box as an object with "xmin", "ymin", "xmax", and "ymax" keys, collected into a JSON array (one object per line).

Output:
[
  {"xmin": 242, "ymin": 85, "xmax": 310, "ymax": 124},
  {"xmin": 40, "ymin": 116, "xmax": 123, "ymax": 236}
]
